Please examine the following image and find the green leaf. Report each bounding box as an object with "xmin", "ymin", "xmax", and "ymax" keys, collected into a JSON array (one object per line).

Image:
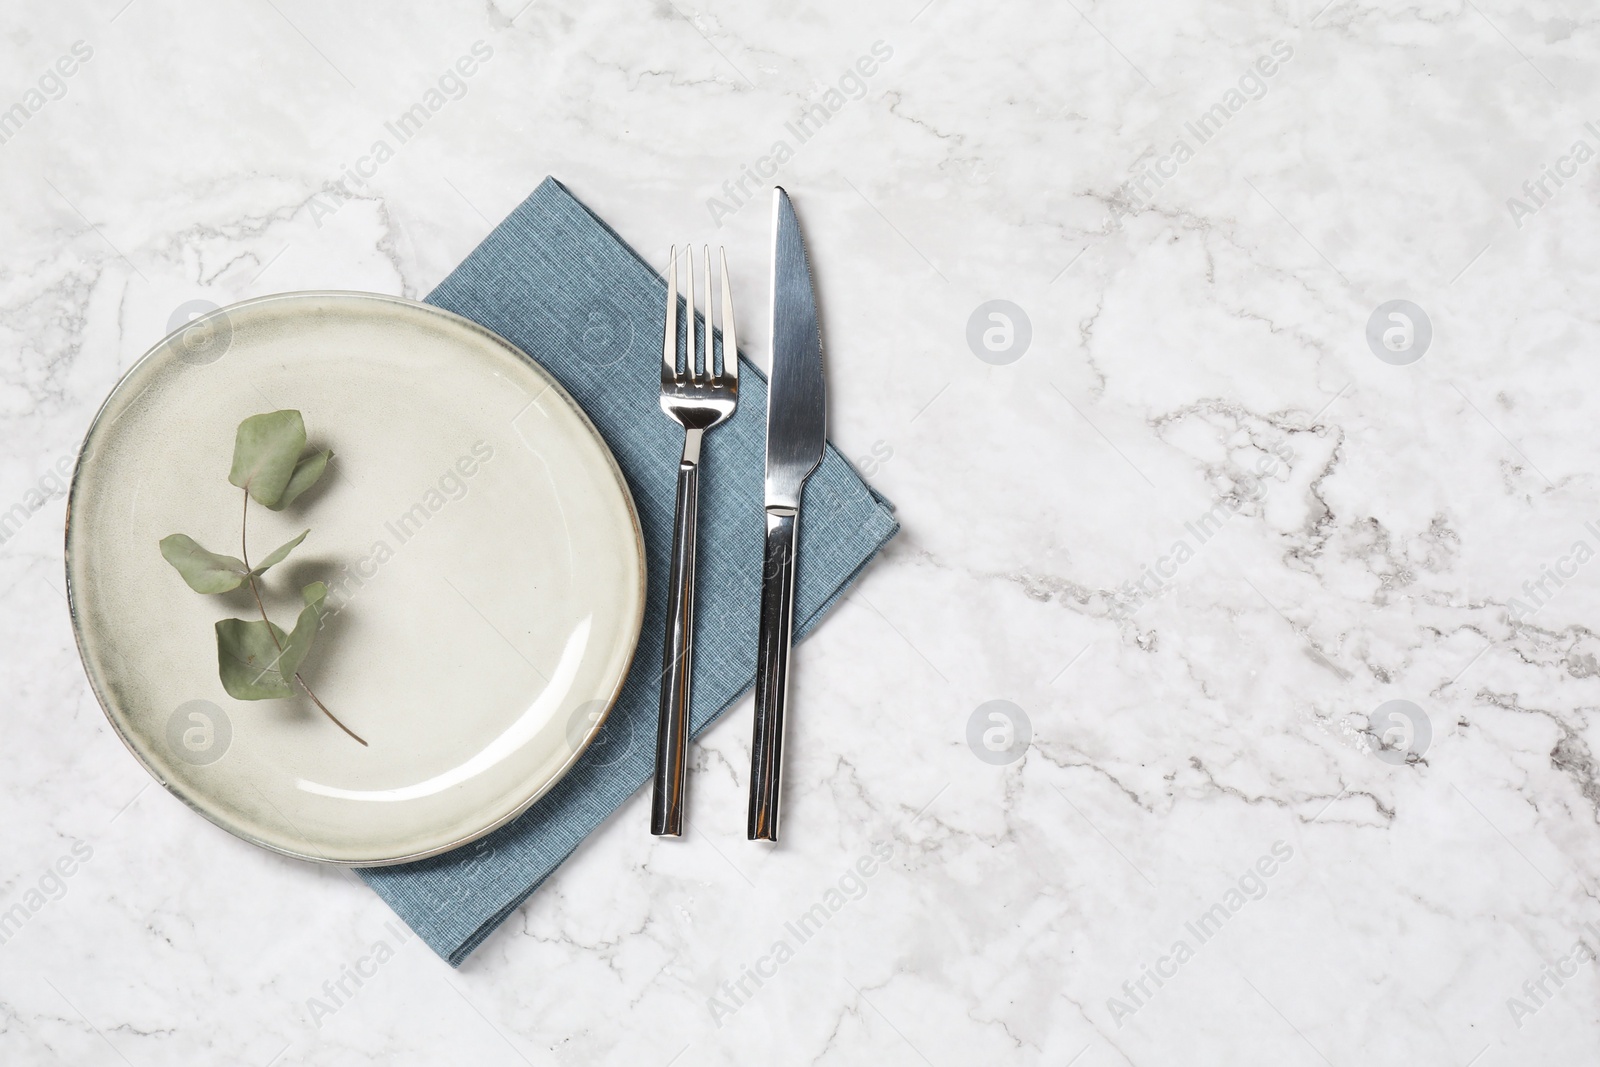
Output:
[
  {"xmin": 277, "ymin": 582, "xmax": 328, "ymax": 679},
  {"xmin": 215, "ymin": 618, "xmax": 295, "ymax": 699},
  {"xmin": 267, "ymin": 449, "xmax": 332, "ymax": 511},
  {"xmin": 229, "ymin": 410, "xmax": 306, "ymax": 507},
  {"xmin": 160, "ymin": 534, "xmax": 247, "ymax": 594},
  {"xmin": 250, "ymin": 530, "xmax": 308, "ymax": 576}
]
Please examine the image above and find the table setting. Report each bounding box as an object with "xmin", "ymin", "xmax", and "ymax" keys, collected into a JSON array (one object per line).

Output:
[
  {"xmin": 65, "ymin": 175, "xmax": 897, "ymax": 964},
  {"xmin": 8, "ymin": 2, "xmax": 1600, "ymax": 1065}
]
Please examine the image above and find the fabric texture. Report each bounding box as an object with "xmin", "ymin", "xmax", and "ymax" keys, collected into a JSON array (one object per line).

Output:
[{"xmin": 357, "ymin": 177, "xmax": 899, "ymax": 966}]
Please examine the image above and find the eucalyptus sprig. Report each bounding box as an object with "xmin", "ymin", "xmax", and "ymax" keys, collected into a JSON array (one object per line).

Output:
[{"xmin": 159, "ymin": 410, "xmax": 366, "ymax": 746}]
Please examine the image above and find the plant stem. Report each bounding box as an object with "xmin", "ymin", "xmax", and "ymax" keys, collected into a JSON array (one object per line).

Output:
[
  {"xmin": 293, "ymin": 679, "xmax": 367, "ymax": 746},
  {"xmin": 241, "ymin": 489, "xmax": 367, "ymax": 746}
]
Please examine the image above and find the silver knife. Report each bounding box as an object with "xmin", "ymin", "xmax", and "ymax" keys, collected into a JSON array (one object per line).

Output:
[{"xmin": 748, "ymin": 187, "xmax": 825, "ymax": 842}]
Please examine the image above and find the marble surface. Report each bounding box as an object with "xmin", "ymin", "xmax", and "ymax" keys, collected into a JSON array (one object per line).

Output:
[{"xmin": 4, "ymin": 0, "xmax": 1600, "ymax": 1063}]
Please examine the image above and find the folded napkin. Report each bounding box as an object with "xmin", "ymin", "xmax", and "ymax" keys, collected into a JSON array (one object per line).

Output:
[{"xmin": 357, "ymin": 177, "xmax": 898, "ymax": 965}]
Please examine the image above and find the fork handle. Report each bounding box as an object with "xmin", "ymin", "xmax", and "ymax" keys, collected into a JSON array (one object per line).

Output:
[
  {"xmin": 651, "ymin": 429, "xmax": 702, "ymax": 837},
  {"xmin": 748, "ymin": 506, "xmax": 799, "ymax": 842}
]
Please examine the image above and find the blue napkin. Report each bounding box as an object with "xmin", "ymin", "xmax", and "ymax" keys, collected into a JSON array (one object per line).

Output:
[{"xmin": 357, "ymin": 178, "xmax": 899, "ymax": 966}]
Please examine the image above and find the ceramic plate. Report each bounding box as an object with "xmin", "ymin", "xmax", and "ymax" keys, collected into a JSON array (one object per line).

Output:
[{"xmin": 66, "ymin": 291, "xmax": 646, "ymax": 865}]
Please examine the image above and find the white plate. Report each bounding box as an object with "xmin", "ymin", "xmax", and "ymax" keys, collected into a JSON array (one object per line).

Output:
[{"xmin": 66, "ymin": 291, "xmax": 646, "ymax": 865}]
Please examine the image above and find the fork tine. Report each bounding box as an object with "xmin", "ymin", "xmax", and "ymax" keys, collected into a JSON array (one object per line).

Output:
[
  {"xmin": 700, "ymin": 245, "xmax": 713, "ymax": 381},
  {"xmin": 718, "ymin": 246, "xmax": 737, "ymax": 384},
  {"xmin": 662, "ymin": 246, "xmax": 678, "ymax": 380},
  {"xmin": 685, "ymin": 245, "xmax": 697, "ymax": 384}
]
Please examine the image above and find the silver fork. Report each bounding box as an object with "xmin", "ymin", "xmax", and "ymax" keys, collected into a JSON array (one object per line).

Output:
[{"xmin": 651, "ymin": 245, "xmax": 739, "ymax": 837}]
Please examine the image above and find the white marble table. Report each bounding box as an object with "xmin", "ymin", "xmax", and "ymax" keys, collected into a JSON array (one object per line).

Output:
[{"xmin": 4, "ymin": 0, "xmax": 1600, "ymax": 1063}]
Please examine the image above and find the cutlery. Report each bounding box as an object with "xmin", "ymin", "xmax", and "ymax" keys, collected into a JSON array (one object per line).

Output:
[
  {"xmin": 748, "ymin": 188, "xmax": 825, "ymax": 842},
  {"xmin": 651, "ymin": 245, "xmax": 740, "ymax": 837}
]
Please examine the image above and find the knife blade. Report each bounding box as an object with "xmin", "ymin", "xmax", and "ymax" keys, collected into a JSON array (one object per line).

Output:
[
  {"xmin": 763, "ymin": 188, "xmax": 826, "ymax": 508},
  {"xmin": 748, "ymin": 187, "xmax": 826, "ymax": 842}
]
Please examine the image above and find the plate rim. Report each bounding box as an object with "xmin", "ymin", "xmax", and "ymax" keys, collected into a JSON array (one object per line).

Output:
[{"xmin": 64, "ymin": 289, "xmax": 648, "ymax": 867}]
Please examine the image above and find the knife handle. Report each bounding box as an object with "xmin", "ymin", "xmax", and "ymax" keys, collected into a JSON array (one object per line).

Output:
[
  {"xmin": 651, "ymin": 439, "xmax": 701, "ymax": 837},
  {"xmin": 748, "ymin": 506, "xmax": 799, "ymax": 842}
]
